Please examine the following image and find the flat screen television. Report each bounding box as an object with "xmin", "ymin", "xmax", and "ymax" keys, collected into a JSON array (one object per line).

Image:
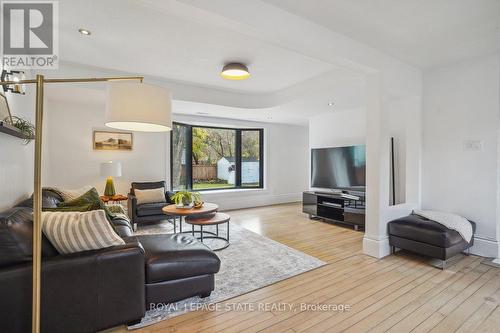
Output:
[{"xmin": 311, "ymin": 145, "xmax": 366, "ymax": 190}]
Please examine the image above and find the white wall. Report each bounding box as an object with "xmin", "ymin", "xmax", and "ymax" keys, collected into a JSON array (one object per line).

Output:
[
  {"xmin": 363, "ymin": 72, "xmax": 423, "ymax": 258},
  {"xmin": 0, "ymin": 74, "xmax": 35, "ymax": 211},
  {"xmin": 309, "ymin": 108, "xmax": 366, "ymax": 149},
  {"xmin": 308, "ymin": 88, "xmax": 423, "ymax": 260},
  {"xmin": 39, "ymin": 89, "xmax": 308, "ymax": 211},
  {"xmin": 309, "ymin": 105, "xmax": 410, "ymax": 204},
  {"xmin": 308, "ymin": 108, "xmax": 367, "ymax": 192},
  {"xmin": 43, "ymin": 90, "xmax": 167, "ymax": 196},
  {"xmin": 422, "ymin": 53, "xmax": 500, "ymax": 257}
]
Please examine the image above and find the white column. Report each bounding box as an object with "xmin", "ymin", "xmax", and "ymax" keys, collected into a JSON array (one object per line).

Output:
[
  {"xmin": 363, "ymin": 73, "xmax": 423, "ymax": 259},
  {"xmin": 363, "ymin": 73, "xmax": 392, "ymax": 258}
]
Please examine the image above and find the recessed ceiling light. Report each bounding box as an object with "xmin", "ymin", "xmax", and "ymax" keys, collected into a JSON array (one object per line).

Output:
[
  {"xmin": 221, "ymin": 63, "xmax": 250, "ymax": 80},
  {"xmin": 328, "ymin": 102, "xmax": 334, "ymax": 106},
  {"xmin": 78, "ymin": 28, "xmax": 91, "ymax": 36}
]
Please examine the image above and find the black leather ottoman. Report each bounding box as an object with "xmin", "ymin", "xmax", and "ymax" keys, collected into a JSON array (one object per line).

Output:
[
  {"xmin": 130, "ymin": 233, "xmax": 221, "ymax": 306},
  {"xmin": 388, "ymin": 214, "xmax": 475, "ymax": 265}
]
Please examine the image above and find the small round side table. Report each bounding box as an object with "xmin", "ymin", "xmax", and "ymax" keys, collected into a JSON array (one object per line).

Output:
[
  {"xmin": 162, "ymin": 203, "xmax": 219, "ymax": 233},
  {"xmin": 185, "ymin": 212, "xmax": 230, "ymax": 251},
  {"xmin": 100, "ymin": 194, "xmax": 128, "ymax": 205}
]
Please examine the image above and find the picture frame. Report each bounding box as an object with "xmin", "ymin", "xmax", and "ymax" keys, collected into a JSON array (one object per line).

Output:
[
  {"xmin": 93, "ymin": 130, "xmax": 133, "ymax": 151},
  {"xmin": 0, "ymin": 92, "xmax": 12, "ymax": 125}
]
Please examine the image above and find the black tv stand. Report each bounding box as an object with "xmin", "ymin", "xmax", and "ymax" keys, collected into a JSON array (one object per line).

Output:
[{"xmin": 302, "ymin": 191, "xmax": 365, "ymax": 230}]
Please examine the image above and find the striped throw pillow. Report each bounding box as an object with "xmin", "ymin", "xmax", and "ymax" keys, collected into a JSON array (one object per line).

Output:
[{"xmin": 41, "ymin": 210, "xmax": 125, "ymax": 254}]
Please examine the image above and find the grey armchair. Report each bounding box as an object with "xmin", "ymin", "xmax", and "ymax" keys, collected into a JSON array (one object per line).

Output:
[{"xmin": 127, "ymin": 181, "xmax": 175, "ymax": 230}]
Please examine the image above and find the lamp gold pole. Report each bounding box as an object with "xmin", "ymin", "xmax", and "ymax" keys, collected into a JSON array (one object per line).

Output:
[
  {"xmin": 0, "ymin": 74, "xmax": 144, "ymax": 333},
  {"xmin": 32, "ymin": 74, "xmax": 44, "ymax": 333}
]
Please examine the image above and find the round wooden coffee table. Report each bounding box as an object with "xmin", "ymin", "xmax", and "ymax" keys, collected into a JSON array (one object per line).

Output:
[
  {"xmin": 185, "ymin": 212, "xmax": 230, "ymax": 251},
  {"xmin": 162, "ymin": 203, "xmax": 219, "ymax": 233}
]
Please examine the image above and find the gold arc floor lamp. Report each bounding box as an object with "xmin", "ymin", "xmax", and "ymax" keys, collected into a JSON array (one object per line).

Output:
[{"xmin": 0, "ymin": 74, "xmax": 172, "ymax": 333}]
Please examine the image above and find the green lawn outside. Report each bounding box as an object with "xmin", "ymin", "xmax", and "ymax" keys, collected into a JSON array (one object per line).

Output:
[
  {"xmin": 193, "ymin": 182, "xmax": 260, "ymax": 190},
  {"xmin": 193, "ymin": 183, "xmax": 235, "ymax": 190}
]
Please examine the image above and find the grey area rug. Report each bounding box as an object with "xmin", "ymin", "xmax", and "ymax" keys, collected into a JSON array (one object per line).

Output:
[{"xmin": 129, "ymin": 220, "xmax": 326, "ymax": 329}]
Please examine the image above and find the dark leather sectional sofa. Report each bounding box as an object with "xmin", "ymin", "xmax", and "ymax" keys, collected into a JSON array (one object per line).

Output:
[{"xmin": 0, "ymin": 189, "xmax": 220, "ymax": 333}]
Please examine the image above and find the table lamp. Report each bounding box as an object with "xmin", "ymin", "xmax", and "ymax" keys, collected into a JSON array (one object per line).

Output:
[{"xmin": 100, "ymin": 161, "xmax": 122, "ymax": 196}]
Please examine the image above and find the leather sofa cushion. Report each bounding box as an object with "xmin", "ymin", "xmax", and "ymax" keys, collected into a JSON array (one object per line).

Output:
[
  {"xmin": 136, "ymin": 202, "xmax": 166, "ymax": 217},
  {"xmin": 112, "ymin": 216, "xmax": 133, "ymax": 238},
  {"xmin": 388, "ymin": 214, "xmax": 476, "ymax": 248},
  {"xmin": 15, "ymin": 188, "xmax": 64, "ymax": 209},
  {"xmin": 0, "ymin": 207, "xmax": 59, "ymax": 267},
  {"xmin": 126, "ymin": 234, "xmax": 220, "ymax": 283}
]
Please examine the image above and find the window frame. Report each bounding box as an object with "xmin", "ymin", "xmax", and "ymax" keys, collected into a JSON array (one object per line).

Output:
[{"xmin": 170, "ymin": 122, "xmax": 264, "ymax": 191}]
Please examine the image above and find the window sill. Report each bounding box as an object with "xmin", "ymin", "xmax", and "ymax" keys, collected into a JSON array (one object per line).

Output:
[{"xmin": 197, "ymin": 188, "xmax": 267, "ymax": 196}]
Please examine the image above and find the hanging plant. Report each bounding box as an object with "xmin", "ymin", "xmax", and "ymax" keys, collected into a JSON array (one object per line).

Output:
[{"xmin": 11, "ymin": 116, "xmax": 35, "ymax": 145}]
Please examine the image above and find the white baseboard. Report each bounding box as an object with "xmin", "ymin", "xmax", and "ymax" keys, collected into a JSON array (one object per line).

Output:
[
  {"xmin": 363, "ymin": 235, "xmax": 391, "ymax": 259},
  {"xmin": 362, "ymin": 235, "xmax": 498, "ymax": 259},
  {"xmin": 470, "ymin": 236, "xmax": 499, "ymax": 258},
  {"xmin": 203, "ymin": 192, "xmax": 302, "ymax": 211}
]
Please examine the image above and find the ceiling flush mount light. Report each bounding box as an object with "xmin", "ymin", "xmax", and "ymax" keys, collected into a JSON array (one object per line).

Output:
[
  {"xmin": 221, "ymin": 63, "xmax": 250, "ymax": 80},
  {"xmin": 78, "ymin": 28, "xmax": 91, "ymax": 35},
  {"xmin": 328, "ymin": 102, "xmax": 334, "ymax": 106}
]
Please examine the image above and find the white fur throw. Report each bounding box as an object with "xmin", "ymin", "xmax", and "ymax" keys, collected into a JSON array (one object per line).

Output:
[
  {"xmin": 413, "ymin": 210, "xmax": 473, "ymax": 243},
  {"xmin": 134, "ymin": 187, "xmax": 166, "ymax": 205}
]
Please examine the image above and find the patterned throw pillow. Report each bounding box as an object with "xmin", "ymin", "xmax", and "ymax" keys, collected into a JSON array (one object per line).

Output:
[{"xmin": 41, "ymin": 210, "xmax": 124, "ymax": 254}]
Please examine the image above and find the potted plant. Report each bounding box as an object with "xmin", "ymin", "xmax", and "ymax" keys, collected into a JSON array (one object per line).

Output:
[
  {"xmin": 11, "ymin": 116, "xmax": 35, "ymax": 145},
  {"xmin": 170, "ymin": 191, "xmax": 202, "ymax": 208}
]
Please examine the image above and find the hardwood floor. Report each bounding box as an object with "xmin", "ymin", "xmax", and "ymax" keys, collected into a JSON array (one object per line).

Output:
[{"xmin": 110, "ymin": 203, "xmax": 500, "ymax": 333}]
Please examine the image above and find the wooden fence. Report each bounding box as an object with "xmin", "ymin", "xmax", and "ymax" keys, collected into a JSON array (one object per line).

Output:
[{"xmin": 192, "ymin": 165, "xmax": 217, "ymax": 180}]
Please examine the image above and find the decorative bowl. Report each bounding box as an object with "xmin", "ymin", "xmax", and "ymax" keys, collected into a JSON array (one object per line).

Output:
[{"xmin": 193, "ymin": 201, "xmax": 204, "ymax": 209}]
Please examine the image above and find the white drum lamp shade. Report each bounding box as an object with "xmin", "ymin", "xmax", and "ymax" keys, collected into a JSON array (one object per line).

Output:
[
  {"xmin": 105, "ymin": 81, "xmax": 172, "ymax": 132},
  {"xmin": 100, "ymin": 161, "xmax": 122, "ymax": 178}
]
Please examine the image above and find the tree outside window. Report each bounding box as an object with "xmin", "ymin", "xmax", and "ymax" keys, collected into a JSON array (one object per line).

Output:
[{"xmin": 171, "ymin": 123, "xmax": 263, "ymax": 191}]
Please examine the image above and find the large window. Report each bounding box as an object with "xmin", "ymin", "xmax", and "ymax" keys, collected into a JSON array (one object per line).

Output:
[{"xmin": 171, "ymin": 122, "xmax": 264, "ymax": 191}]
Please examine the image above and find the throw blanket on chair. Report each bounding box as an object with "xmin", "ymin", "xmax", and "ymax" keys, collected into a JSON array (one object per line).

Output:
[{"xmin": 413, "ymin": 210, "xmax": 473, "ymax": 243}]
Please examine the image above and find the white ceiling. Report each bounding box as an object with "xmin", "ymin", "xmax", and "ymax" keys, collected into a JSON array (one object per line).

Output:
[
  {"xmin": 52, "ymin": 0, "xmax": 499, "ymax": 125},
  {"xmin": 264, "ymin": 0, "xmax": 500, "ymax": 68},
  {"xmin": 58, "ymin": 0, "xmax": 333, "ymax": 94},
  {"xmin": 55, "ymin": 0, "xmax": 368, "ymax": 125},
  {"xmin": 45, "ymin": 64, "xmax": 365, "ymax": 126}
]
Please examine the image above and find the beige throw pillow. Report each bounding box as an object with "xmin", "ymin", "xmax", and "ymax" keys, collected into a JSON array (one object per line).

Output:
[
  {"xmin": 41, "ymin": 210, "xmax": 125, "ymax": 254},
  {"xmin": 134, "ymin": 187, "xmax": 166, "ymax": 205}
]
